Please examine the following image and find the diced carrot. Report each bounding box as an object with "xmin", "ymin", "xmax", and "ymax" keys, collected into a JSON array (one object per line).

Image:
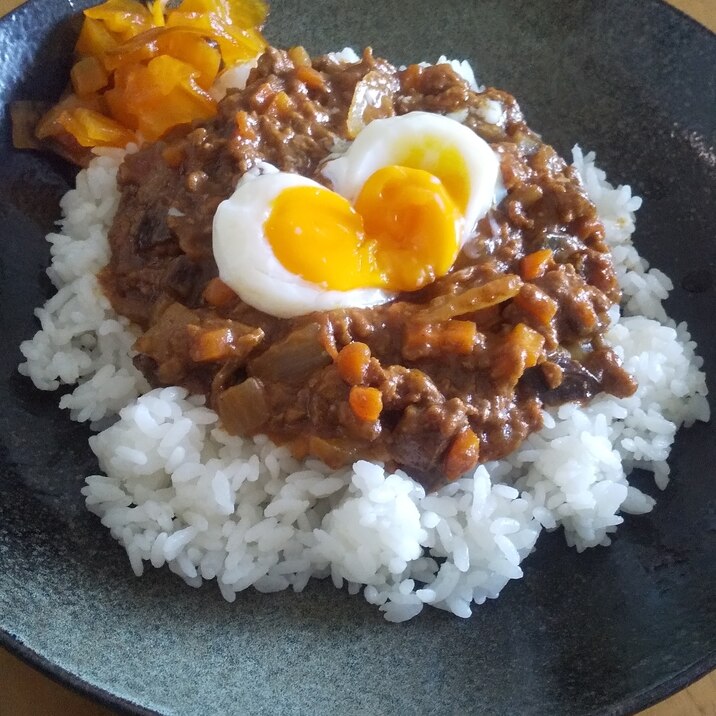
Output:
[
  {"xmin": 443, "ymin": 427, "xmax": 480, "ymax": 481},
  {"xmin": 71, "ymin": 56, "xmax": 109, "ymax": 97},
  {"xmin": 202, "ymin": 277, "xmax": 238, "ymax": 307},
  {"xmin": 269, "ymin": 91, "xmax": 294, "ymax": 115},
  {"xmin": 512, "ymin": 285, "xmax": 558, "ymax": 325},
  {"xmin": 349, "ymin": 386, "xmax": 383, "ymax": 422},
  {"xmin": 288, "ymin": 45, "xmax": 311, "ymax": 67},
  {"xmin": 296, "ymin": 65, "xmax": 325, "ymax": 91},
  {"xmin": 512, "ymin": 322, "xmax": 544, "ymax": 369},
  {"xmin": 440, "ymin": 321, "xmax": 477, "ymax": 353},
  {"xmin": 403, "ymin": 320, "xmax": 477, "ymax": 360},
  {"xmin": 187, "ymin": 325, "xmax": 237, "ymax": 362},
  {"xmin": 491, "ymin": 322, "xmax": 545, "ymax": 388},
  {"xmin": 250, "ymin": 82, "xmax": 277, "ymax": 110},
  {"xmin": 234, "ymin": 110, "xmax": 257, "ymax": 139},
  {"xmin": 335, "ymin": 342, "xmax": 371, "ymax": 386},
  {"xmin": 188, "ymin": 322, "xmax": 263, "ymax": 363},
  {"xmin": 187, "ymin": 325, "xmax": 234, "ymax": 363},
  {"xmin": 520, "ymin": 249, "xmax": 553, "ymax": 281}
]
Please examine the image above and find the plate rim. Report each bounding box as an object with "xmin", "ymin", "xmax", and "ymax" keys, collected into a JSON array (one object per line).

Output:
[
  {"xmin": 3, "ymin": 625, "xmax": 715, "ymax": 716},
  {"xmin": 0, "ymin": 631, "xmax": 156, "ymax": 716},
  {"xmin": 1, "ymin": 0, "xmax": 715, "ymax": 714}
]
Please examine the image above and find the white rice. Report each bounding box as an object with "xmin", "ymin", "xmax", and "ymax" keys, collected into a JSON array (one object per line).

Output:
[{"xmin": 18, "ymin": 59, "xmax": 709, "ymax": 621}]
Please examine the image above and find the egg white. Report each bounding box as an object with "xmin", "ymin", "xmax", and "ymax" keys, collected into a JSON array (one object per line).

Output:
[
  {"xmin": 212, "ymin": 171, "xmax": 395, "ymax": 318},
  {"xmin": 213, "ymin": 112, "xmax": 502, "ymax": 319},
  {"xmin": 321, "ymin": 111, "xmax": 499, "ymax": 244}
]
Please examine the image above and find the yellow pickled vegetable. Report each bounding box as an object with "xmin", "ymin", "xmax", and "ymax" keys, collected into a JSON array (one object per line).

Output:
[
  {"xmin": 84, "ymin": 0, "xmax": 154, "ymax": 40},
  {"xmin": 71, "ymin": 56, "xmax": 110, "ymax": 96},
  {"xmin": 106, "ymin": 55, "xmax": 217, "ymax": 141},
  {"xmin": 75, "ymin": 17, "xmax": 121, "ymax": 60},
  {"xmin": 33, "ymin": 0, "xmax": 268, "ymax": 164},
  {"xmin": 103, "ymin": 26, "xmax": 222, "ymax": 89},
  {"xmin": 57, "ymin": 108, "xmax": 136, "ymax": 148},
  {"xmin": 165, "ymin": 0, "xmax": 267, "ymax": 66}
]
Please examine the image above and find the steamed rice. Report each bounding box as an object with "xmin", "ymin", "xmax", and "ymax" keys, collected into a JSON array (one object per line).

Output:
[{"xmin": 18, "ymin": 59, "xmax": 709, "ymax": 621}]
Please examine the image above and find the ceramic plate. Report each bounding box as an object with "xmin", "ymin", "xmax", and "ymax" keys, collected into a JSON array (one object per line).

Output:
[{"xmin": 1, "ymin": 1, "xmax": 714, "ymax": 713}]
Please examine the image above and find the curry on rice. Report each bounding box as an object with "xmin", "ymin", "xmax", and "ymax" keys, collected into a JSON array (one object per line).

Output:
[{"xmin": 100, "ymin": 46, "xmax": 636, "ymax": 491}]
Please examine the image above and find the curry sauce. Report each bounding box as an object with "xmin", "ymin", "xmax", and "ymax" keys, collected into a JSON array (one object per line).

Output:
[{"xmin": 101, "ymin": 47, "xmax": 636, "ymax": 491}]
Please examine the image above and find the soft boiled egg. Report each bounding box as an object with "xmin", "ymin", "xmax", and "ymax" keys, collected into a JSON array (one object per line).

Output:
[
  {"xmin": 213, "ymin": 169, "xmax": 394, "ymax": 318},
  {"xmin": 322, "ymin": 111, "xmax": 499, "ymax": 245},
  {"xmin": 213, "ymin": 111, "xmax": 500, "ymax": 318}
]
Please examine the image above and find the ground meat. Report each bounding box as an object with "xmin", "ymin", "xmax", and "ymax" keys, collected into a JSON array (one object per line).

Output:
[{"xmin": 101, "ymin": 46, "xmax": 636, "ymax": 492}]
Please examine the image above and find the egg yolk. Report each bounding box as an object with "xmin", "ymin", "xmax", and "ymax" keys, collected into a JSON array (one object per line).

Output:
[
  {"xmin": 265, "ymin": 165, "xmax": 463, "ymax": 293},
  {"xmin": 396, "ymin": 139, "xmax": 471, "ymax": 215}
]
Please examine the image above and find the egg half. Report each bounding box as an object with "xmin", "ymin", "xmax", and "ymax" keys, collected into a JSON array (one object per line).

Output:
[{"xmin": 213, "ymin": 111, "xmax": 500, "ymax": 318}]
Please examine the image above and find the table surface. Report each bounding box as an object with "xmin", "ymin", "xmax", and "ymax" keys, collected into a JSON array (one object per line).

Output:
[{"xmin": 0, "ymin": 0, "xmax": 714, "ymax": 714}]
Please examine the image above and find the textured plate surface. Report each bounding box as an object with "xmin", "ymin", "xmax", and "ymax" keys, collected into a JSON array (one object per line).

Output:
[{"xmin": 1, "ymin": 1, "xmax": 714, "ymax": 714}]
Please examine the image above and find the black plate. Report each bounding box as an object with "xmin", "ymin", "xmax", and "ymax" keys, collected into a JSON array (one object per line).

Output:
[{"xmin": 1, "ymin": 1, "xmax": 715, "ymax": 714}]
